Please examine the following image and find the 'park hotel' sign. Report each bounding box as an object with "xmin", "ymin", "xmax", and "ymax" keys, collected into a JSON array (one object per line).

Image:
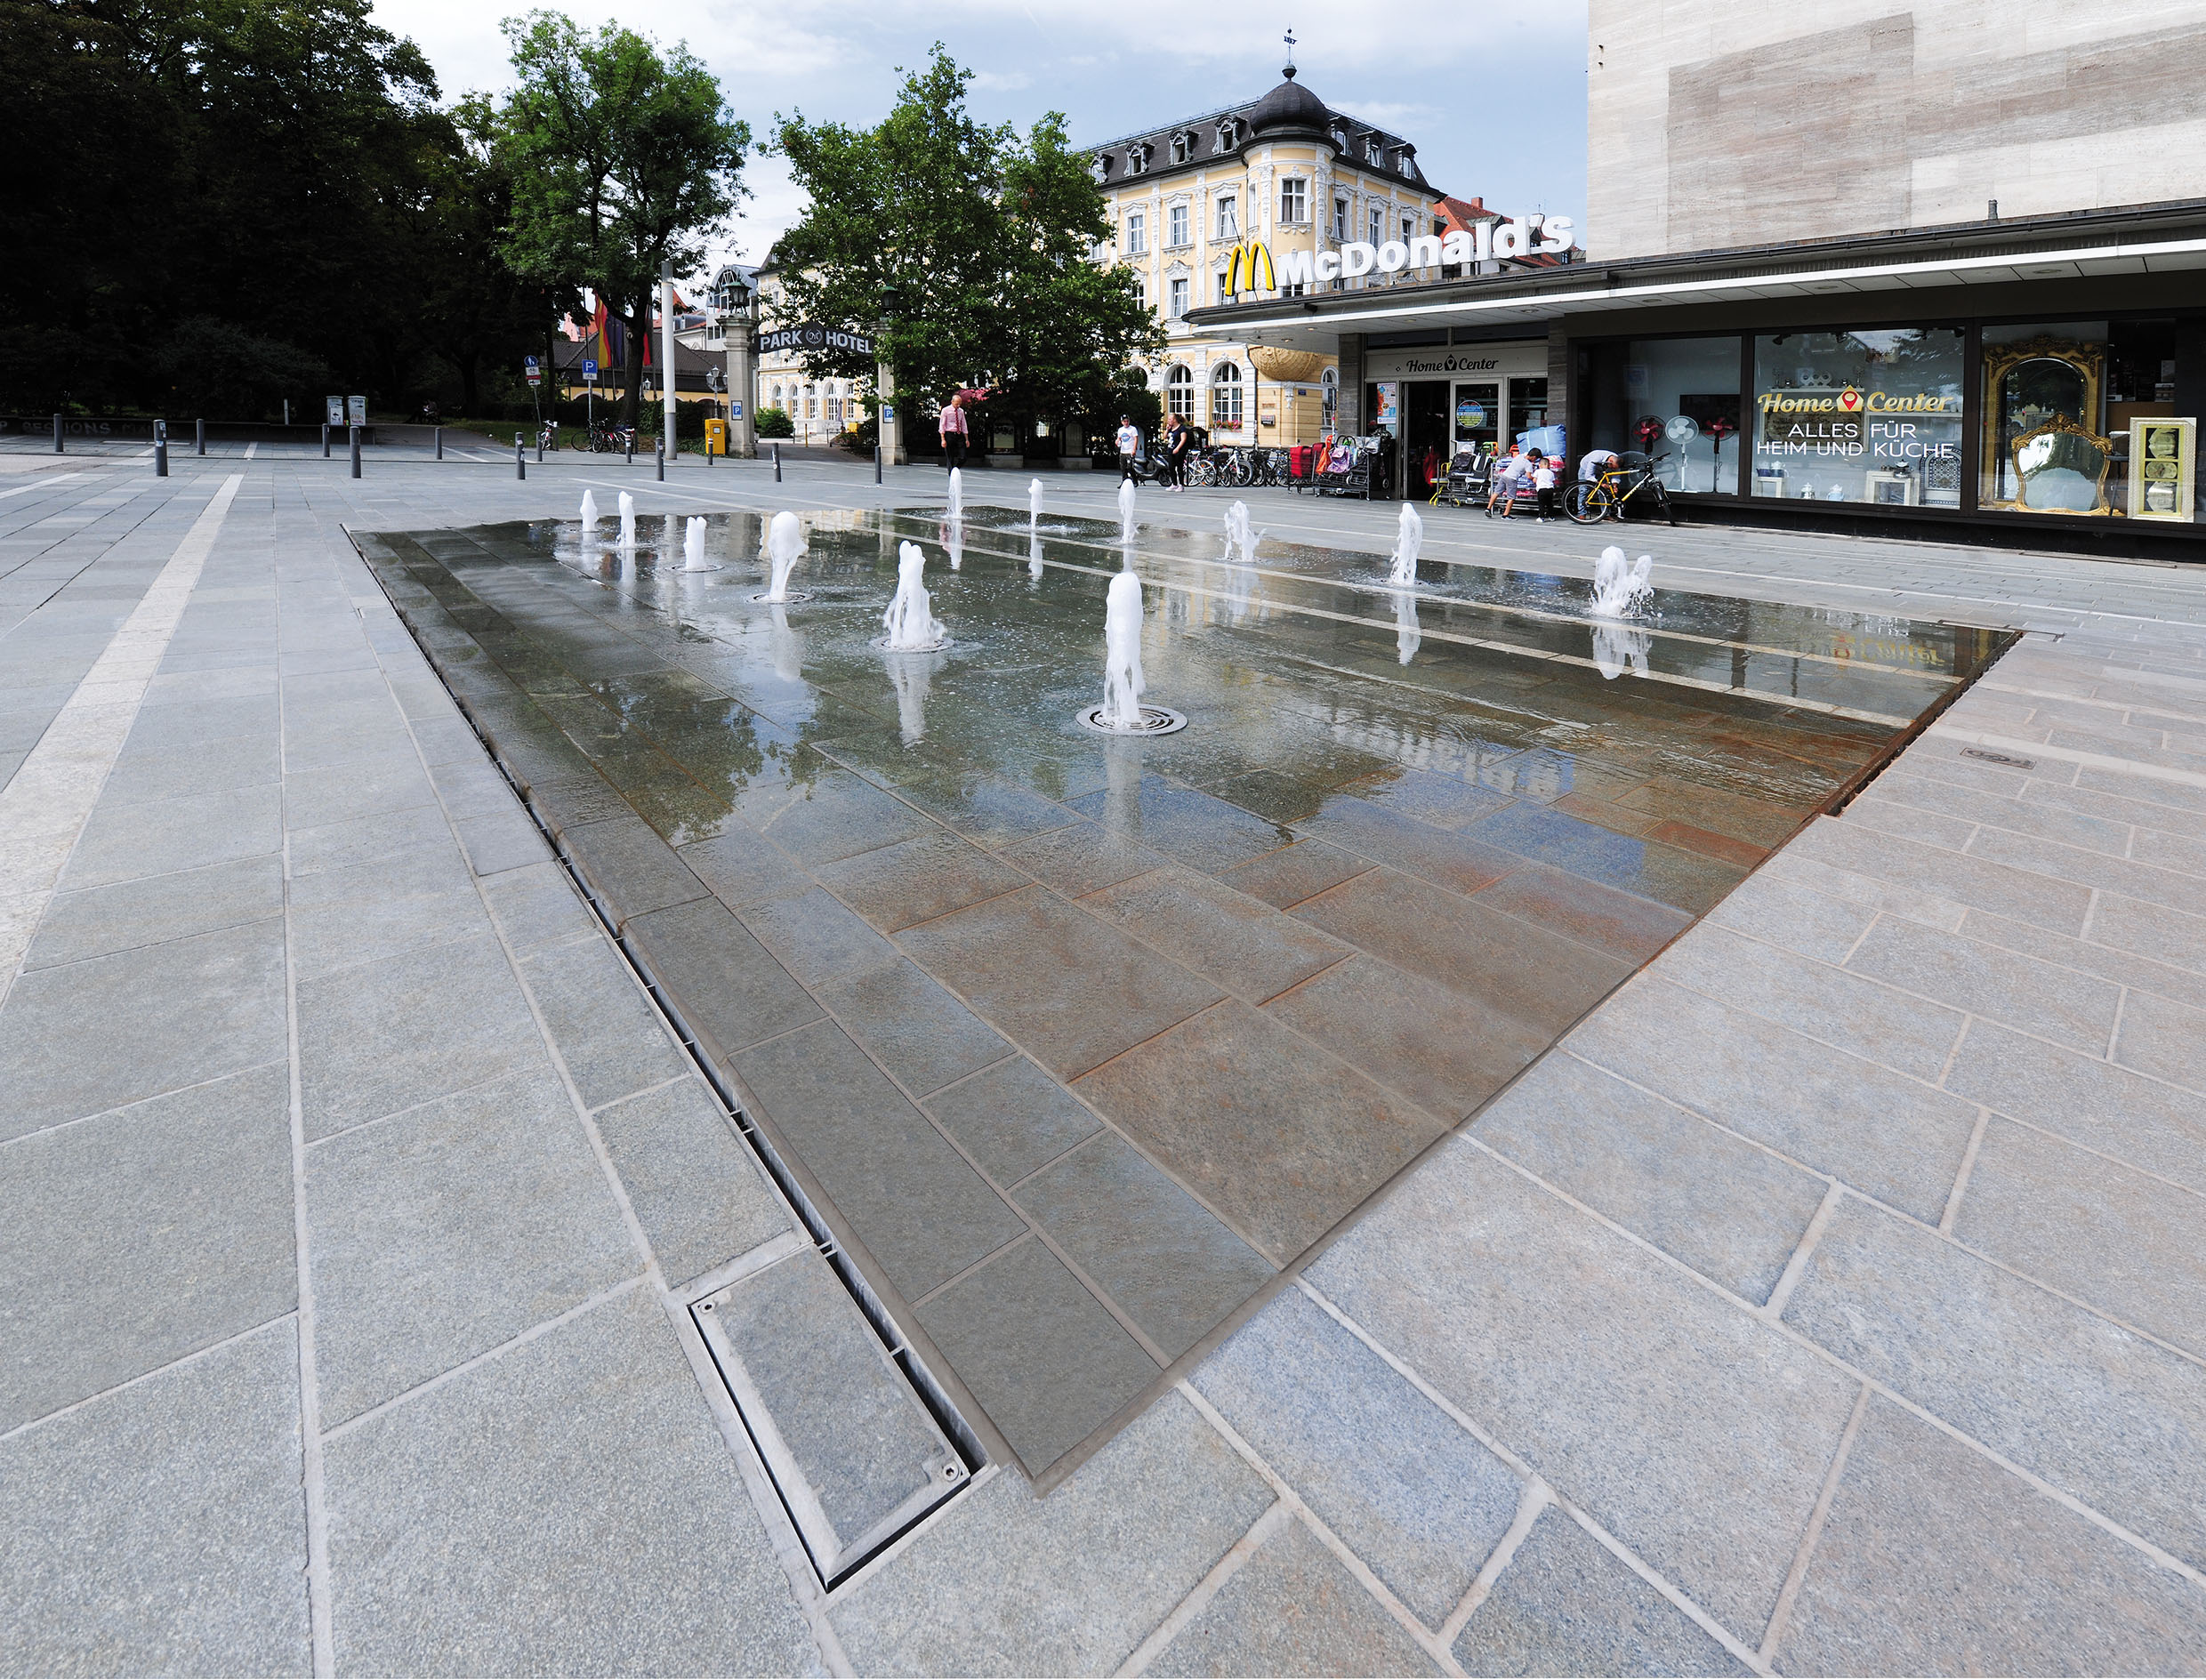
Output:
[{"xmin": 757, "ymin": 323, "xmax": 875, "ymax": 357}]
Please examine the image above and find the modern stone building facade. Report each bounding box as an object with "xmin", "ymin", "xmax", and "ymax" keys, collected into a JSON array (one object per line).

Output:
[{"xmin": 1587, "ymin": 0, "xmax": 2206, "ymax": 259}]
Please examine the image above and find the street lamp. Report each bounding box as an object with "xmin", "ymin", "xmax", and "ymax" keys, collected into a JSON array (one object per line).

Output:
[{"xmin": 712, "ymin": 264, "xmax": 756, "ymax": 459}]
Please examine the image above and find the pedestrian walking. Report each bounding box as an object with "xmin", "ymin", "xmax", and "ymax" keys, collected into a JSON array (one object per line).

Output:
[
  {"xmin": 1164, "ymin": 414, "xmax": 1193, "ymax": 491},
  {"xmin": 1115, "ymin": 414, "xmax": 1142, "ymax": 484},
  {"xmin": 938, "ymin": 392, "xmax": 969, "ymax": 473}
]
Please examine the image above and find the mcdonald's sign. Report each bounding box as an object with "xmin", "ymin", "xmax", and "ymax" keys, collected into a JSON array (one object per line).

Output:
[{"xmin": 1221, "ymin": 240, "xmax": 1276, "ymax": 300}]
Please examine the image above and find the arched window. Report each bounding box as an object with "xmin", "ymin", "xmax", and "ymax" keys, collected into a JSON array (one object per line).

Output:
[
  {"xmin": 771, "ymin": 384, "xmax": 784, "ymax": 407},
  {"xmin": 1211, "ymin": 362, "xmax": 1243, "ymax": 430},
  {"xmin": 1171, "ymin": 130, "xmax": 1192, "ymax": 165},
  {"xmin": 1216, "ymin": 118, "xmax": 1241, "ymax": 152},
  {"xmin": 1167, "ymin": 364, "xmax": 1195, "ymax": 422}
]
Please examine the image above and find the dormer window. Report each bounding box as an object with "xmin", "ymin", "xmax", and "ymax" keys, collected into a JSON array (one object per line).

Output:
[
  {"xmin": 1093, "ymin": 154, "xmax": 1111, "ymax": 183},
  {"xmin": 1128, "ymin": 142, "xmax": 1150, "ymax": 175},
  {"xmin": 1365, "ymin": 135, "xmax": 1384, "ymax": 166},
  {"xmin": 1399, "ymin": 146, "xmax": 1420, "ymax": 182},
  {"xmin": 1215, "ymin": 118, "xmax": 1241, "ymax": 152},
  {"xmin": 1330, "ymin": 122, "xmax": 1349, "ymax": 152},
  {"xmin": 1171, "ymin": 130, "xmax": 1193, "ymax": 165}
]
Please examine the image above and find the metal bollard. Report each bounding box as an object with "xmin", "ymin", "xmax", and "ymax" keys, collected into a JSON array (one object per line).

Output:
[
  {"xmin": 322, "ymin": 424, "xmax": 331, "ymax": 459},
  {"xmin": 197, "ymin": 418, "xmax": 206, "ymax": 457},
  {"xmin": 625, "ymin": 430, "xmax": 633, "ymax": 465},
  {"xmin": 434, "ymin": 426, "xmax": 442, "ymax": 461},
  {"xmin": 656, "ymin": 438, "xmax": 664, "ymax": 483},
  {"xmin": 536, "ymin": 433, "xmax": 544, "ymax": 464},
  {"xmin": 155, "ymin": 420, "xmax": 168, "ymax": 478},
  {"xmin": 774, "ymin": 442, "xmax": 782, "ymax": 483},
  {"xmin": 515, "ymin": 433, "xmax": 526, "ymax": 480},
  {"xmin": 350, "ymin": 427, "xmax": 361, "ymax": 478},
  {"xmin": 52, "ymin": 414, "xmax": 63, "ymax": 454},
  {"xmin": 874, "ymin": 444, "xmax": 882, "ymax": 485}
]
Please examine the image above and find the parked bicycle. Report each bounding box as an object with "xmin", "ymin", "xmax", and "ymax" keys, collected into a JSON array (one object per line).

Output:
[
  {"xmin": 586, "ymin": 420, "xmax": 632, "ymax": 454},
  {"xmin": 1566, "ymin": 451, "xmax": 1678, "ymax": 526}
]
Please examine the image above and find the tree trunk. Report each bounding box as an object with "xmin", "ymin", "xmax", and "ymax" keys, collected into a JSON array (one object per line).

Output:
[{"xmin": 620, "ymin": 298, "xmax": 644, "ymax": 429}]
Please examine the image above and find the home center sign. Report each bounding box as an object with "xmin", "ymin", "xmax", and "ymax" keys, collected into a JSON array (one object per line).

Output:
[
  {"xmin": 1759, "ymin": 385, "xmax": 1961, "ymax": 446},
  {"xmin": 756, "ymin": 323, "xmax": 875, "ymax": 357}
]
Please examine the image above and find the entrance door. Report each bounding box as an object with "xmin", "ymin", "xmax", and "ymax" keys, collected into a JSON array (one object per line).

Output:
[{"xmin": 1404, "ymin": 381, "xmax": 1451, "ymax": 495}]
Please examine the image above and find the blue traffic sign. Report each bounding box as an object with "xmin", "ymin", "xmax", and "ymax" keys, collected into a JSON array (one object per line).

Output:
[{"xmin": 583, "ymin": 358, "xmax": 598, "ymax": 381}]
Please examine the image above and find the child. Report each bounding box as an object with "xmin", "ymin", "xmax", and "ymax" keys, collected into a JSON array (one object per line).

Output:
[{"xmin": 1533, "ymin": 455, "xmax": 1559, "ymax": 521}]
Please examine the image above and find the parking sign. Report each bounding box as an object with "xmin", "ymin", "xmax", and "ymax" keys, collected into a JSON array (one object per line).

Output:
[{"xmin": 583, "ymin": 358, "xmax": 598, "ymax": 382}]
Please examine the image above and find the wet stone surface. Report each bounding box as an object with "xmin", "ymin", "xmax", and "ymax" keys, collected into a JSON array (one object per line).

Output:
[{"xmin": 357, "ymin": 508, "xmax": 2001, "ymax": 1481}]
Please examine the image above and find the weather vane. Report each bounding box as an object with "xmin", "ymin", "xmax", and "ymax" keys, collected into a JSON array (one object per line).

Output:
[{"xmin": 1284, "ymin": 28, "xmax": 1296, "ymax": 68}]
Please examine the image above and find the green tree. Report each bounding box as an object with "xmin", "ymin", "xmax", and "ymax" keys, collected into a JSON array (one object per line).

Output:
[
  {"xmin": 498, "ymin": 12, "xmax": 749, "ymax": 428},
  {"xmin": 771, "ymin": 45, "xmax": 1160, "ymax": 450}
]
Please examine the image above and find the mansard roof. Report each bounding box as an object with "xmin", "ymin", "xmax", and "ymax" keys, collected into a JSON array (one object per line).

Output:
[{"xmin": 1085, "ymin": 68, "xmax": 1432, "ymax": 195}]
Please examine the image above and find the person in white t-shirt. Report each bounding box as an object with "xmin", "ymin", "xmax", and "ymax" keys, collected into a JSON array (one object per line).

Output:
[
  {"xmin": 1115, "ymin": 417, "xmax": 1142, "ymax": 483},
  {"xmin": 1485, "ymin": 445, "xmax": 1526, "ymax": 518},
  {"xmin": 1533, "ymin": 456, "xmax": 1559, "ymax": 520}
]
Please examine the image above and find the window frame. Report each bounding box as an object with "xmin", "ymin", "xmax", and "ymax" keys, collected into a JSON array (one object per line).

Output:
[
  {"xmin": 1167, "ymin": 203, "xmax": 1189, "ymax": 248},
  {"xmin": 1278, "ymin": 178, "xmax": 1308, "ymax": 225},
  {"xmin": 1217, "ymin": 195, "xmax": 1239, "ymax": 240}
]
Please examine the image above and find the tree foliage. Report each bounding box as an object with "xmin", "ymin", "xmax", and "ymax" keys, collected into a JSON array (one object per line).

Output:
[
  {"xmin": 497, "ymin": 12, "xmax": 749, "ymax": 426},
  {"xmin": 772, "ymin": 46, "xmax": 1160, "ymax": 443}
]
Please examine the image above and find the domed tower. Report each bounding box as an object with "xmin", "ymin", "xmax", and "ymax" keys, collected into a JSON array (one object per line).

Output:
[{"xmin": 1247, "ymin": 62, "xmax": 1332, "ymax": 143}]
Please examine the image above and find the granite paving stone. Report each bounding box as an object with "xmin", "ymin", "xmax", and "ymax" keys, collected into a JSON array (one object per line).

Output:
[
  {"xmin": 0, "ymin": 1321, "xmax": 309, "ymax": 1677},
  {"xmin": 678, "ymin": 819, "xmax": 814, "ymax": 909},
  {"xmin": 1076, "ymin": 999, "xmax": 1445, "ymax": 1264},
  {"xmin": 1790, "ymin": 816, "xmax": 2093, "ymax": 933},
  {"xmin": 286, "ymin": 841, "xmax": 486, "ymax": 980},
  {"xmin": 914, "ymin": 1235, "xmax": 1162, "ymax": 1475},
  {"xmin": 295, "ymin": 930, "xmax": 546, "ymax": 1140},
  {"xmin": 1309, "ymin": 1141, "xmax": 1859, "ymax": 1637},
  {"xmin": 592, "ymin": 1077, "xmax": 791, "ymax": 1288},
  {"xmin": 1476, "ymin": 1050, "xmax": 1829, "ymax": 1304},
  {"xmin": 995, "ymin": 817, "xmax": 1173, "ymax": 897},
  {"xmin": 1783, "ymin": 1195, "xmax": 2206, "ymax": 1571},
  {"xmin": 2088, "ymin": 890, "xmax": 2206, "ymax": 975},
  {"xmin": 1453, "ymin": 1507, "xmax": 1749, "ymax": 1677},
  {"xmin": 58, "ymin": 781, "xmax": 282, "ymax": 889},
  {"xmin": 518, "ymin": 934, "xmax": 690, "ymax": 1109},
  {"xmin": 1702, "ymin": 867, "xmax": 1877, "ymax": 963},
  {"xmin": 0, "ymin": 1064, "xmax": 294, "ymax": 1431},
  {"xmin": 2112, "ymin": 987, "xmax": 2206, "ymax": 1094},
  {"xmin": 1194, "ymin": 1288, "xmax": 1523, "ymax": 1627},
  {"xmin": 558, "ymin": 810, "xmax": 710, "ymax": 926},
  {"xmin": 20, "ymin": 852, "xmax": 284, "ymax": 970},
  {"xmin": 1217, "ymin": 836, "xmax": 1373, "ymax": 908},
  {"xmin": 0, "ymin": 917, "xmax": 287, "ymax": 1141},
  {"xmin": 733, "ymin": 1020, "xmax": 1026, "ymax": 1301},
  {"xmin": 1147, "ymin": 1515, "xmax": 1439, "ymax": 1677},
  {"xmin": 922, "ymin": 1055, "xmax": 1102, "ymax": 1186},
  {"xmin": 737, "ymin": 884, "xmax": 902, "ymax": 989},
  {"xmin": 1656, "ymin": 920, "xmax": 1967, "ymax": 1081},
  {"xmin": 1469, "ymin": 858, "xmax": 1695, "ymax": 963},
  {"xmin": 1012, "ymin": 1132, "xmax": 1275, "ymax": 1361},
  {"xmin": 101, "ymin": 732, "xmax": 280, "ymax": 806},
  {"xmin": 898, "ymin": 885, "xmax": 1224, "ymax": 1082},
  {"xmin": 624, "ymin": 896, "xmax": 824, "ymax": 1059},
  {"xmin": 1952, "ymin": 905, "xmax": 2206, "ymax": 1015},
  {"xmin": 1567, "ymin": 976, "xmax": 1977, "ymax": 1223},
  {"xmin": 326, "ymin": 1287, "xmax": 821, "ymax": 1676},
  {"xmin": 1944, "ymin": 1018, "xmax": 2206, "ymax": 1194},
  {"xmin": 829, "ymin": 1389, "xmax": 1272, "ymax": 1673},
  {"xmin": 280, "ymin": 752, "xmax": 439, "ymax": 831},
  {"xmin": 478, "ymin": 857, "xmax": 598, "ymax": 954},
  {"xmin": 1080, "ymin": 863, "xmax": 1351, "ymax": 1004},
  {"xmin": 1777, "ymin": 1395, "xmax": 2206, "ymax": 1676},
  {"xmin": 812, "ymin": 827, "xmax": 1027, "ymax": 930}
]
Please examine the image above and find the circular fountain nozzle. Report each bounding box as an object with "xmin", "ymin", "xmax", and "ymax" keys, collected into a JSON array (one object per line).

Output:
[{"xmin": 1077, "ymin": 704, "xmax": 1187, "ymax": 736}]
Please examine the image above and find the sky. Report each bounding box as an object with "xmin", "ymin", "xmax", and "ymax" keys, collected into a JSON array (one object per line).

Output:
[{"xmin": 369, "ymin": 0, "xmax": 1590, "ymax": 286}]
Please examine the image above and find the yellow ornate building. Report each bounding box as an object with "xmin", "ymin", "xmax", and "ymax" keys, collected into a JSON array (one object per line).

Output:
[{"xmin": 1089, "ymin": 60, "xmax": 1446, "ymax": 449}]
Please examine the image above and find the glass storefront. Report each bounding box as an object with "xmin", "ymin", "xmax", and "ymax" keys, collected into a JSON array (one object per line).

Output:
[
  {"xmin": 1453, "ymin": 382, "xmax": 1499, "ymax": 449},
  {"xmin": 1626, "ymin": 338, "xmax": 1741, "ymax": 494},
  {"xmin": 1752, "ymin": 329, "xmax": 1965, "ymax": 508},
  {"xmin": 1509, "ymin": 378, "xmax": 1550, "ymax": 442}
]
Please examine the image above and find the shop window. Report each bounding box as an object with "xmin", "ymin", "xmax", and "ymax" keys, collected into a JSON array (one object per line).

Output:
[
  {"xmin": 1753, "ymin": 329, "xmax": 1963, "ymax": 508},
  {"xmin": 1453, "ymin": 382, "xmax": 1499, "ymax": 449},
  {"xmin": 1981, "ymin": 321, "xmax": 2116, "ymax": 513},
  {"xmin": 1123, "ymin": 211, "xmax": 1146, "ymax": 254},
  {"xmin": 1509, "ymin": 379, "xmax": 1550, "ymax": 445},
  {"xmin": 1217, "ymin": 196, "xmax": 1238, "ymax": 239},
  {"xmin": 1167, "ymin": 365, "xmax": 1194, "ymax": 421},
  {"xmin": 1212, "ymin": 362, "xmax": 1244, "ymax": 430},
  {"xmin": 1614, "ymin": 338, "xmax": 1743, "ymax": 494},
  {"xmin": 1279, "ymin": 179, "xmax": 1308, "ymax": 224},
  {"xmin": 1167, "ymin": 205, "xmax": 1188, "ymax": 247}
]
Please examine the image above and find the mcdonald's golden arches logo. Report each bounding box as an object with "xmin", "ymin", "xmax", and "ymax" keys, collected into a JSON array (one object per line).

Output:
[{"xmin": 1222, "ymin": 240, "xmax": 1276, "ymax": 299}]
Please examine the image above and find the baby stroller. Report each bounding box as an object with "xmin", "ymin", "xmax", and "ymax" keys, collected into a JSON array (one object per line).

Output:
[{"xmin": 1437, "ymin": 449, "xmax": 1489, "ymax": 508}]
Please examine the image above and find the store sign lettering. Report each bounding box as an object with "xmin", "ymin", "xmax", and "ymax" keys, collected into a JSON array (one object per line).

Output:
[
  {"xmin": 1759, "ymin": 387, "xmax": 1960, "ymax": 448},
  {"xmin": 1276, "ymin": 216, "xmax": 1574, "ymax": 290}
]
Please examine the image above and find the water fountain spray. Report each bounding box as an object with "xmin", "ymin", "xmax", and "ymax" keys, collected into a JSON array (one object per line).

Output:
[
  {"xmin": 1590, "ymin": 546, "xmax": 1654, "ymax": 618},
  {"xmin": 1221, "ymin": 501, "xmax": 1263, "ymax": 566},
  {"xmin": 580, "ymin": 490, "xmax": 599, "ymax": 535},
  {"xmin": 1396, "ymin": 592, "xmax": 1421, "ymax": 665},
  {"xmin": 881, "ymin": 541, "xmax": 948, "ymax": 652},
  {"xmin": 1117, "ymin": 479, "xmax": 1137, "ymax": 544},
  {"xmin": 943, "ymin": 516, "xmax": 964, "ymax": 571},
  {"xmin": 1099, "ymin": 570, "xmax": 1147, "ymax": 731},
  {"xmin": 617, "ymin": 492, "xmax": 637, "ymax": 549},
  {"xmin": 757, "ymin": 511, "xmax": 808, "ymax": 602},
  {"xmin": 1386, "ymin": 502, "xmax": 1423, "ymax": 588},
  {"xmin": 946, "ymin": 467, "xmax": 963, "ymax": 521},
  {"xmin": 1029, "ymin": 530, "xmax": 1044, "ymax": 582},
  {"xmin": 684, "ymin": 517, "xmax": 709, "ymax": 571},
  {"xmin": 1029, "ymin": 478, "xmax": 1043, "ymax": 526}
]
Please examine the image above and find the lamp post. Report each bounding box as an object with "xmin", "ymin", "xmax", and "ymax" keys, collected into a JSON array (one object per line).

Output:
[
  {"xmin": 877, "ymin": 277, "xmax": 906, "ymax": 468},
  {"xmin": 713, "ymin": 265, "xmax": 757, "ymax": 460}
]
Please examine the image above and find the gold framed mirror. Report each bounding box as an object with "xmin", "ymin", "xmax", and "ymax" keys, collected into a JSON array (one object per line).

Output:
[
  {"xmin": 2010, "ymin": 413, "xmax": 2114, "ymax": 514},
  {"xmin": 1981, "ymin": 335, "xmax": 2105, "ymax": 510}
]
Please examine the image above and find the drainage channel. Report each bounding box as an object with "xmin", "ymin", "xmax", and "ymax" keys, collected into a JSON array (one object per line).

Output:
[{"xmin": 363, "ymin": 550, "xmax": 981, "ymax": 1590}]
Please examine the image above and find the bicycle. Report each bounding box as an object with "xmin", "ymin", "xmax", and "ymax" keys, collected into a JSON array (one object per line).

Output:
[
  {"xmin": 1566, "ymin": 452, "xmax": 1678, "ymax": 526},
  {"xmin": 536, "ymin": 422, "xmax": 559, "ymax": 453}
]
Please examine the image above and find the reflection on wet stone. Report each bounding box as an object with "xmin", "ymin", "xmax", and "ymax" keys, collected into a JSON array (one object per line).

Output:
[{"xmin": 363, "ymin": 506, "xmax": 2005, "ymax": 1479}]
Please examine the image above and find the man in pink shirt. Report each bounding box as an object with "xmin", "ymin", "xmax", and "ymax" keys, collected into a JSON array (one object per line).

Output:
[{"xmin": 938, "ymin": 393, "xmax": 969, "ymax": 472}]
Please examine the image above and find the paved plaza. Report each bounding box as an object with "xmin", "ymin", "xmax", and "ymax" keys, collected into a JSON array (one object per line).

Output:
[{"xmin": 4, "ymin": 437, "xmax": 2205, "ymax": 1676}]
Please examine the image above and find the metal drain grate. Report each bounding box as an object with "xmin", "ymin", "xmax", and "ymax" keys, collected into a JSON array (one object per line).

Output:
[
  {"xmin": 1077, "ymin": 703, "xmax": 1188, "ymax": 736},
  {"xmin": 692, "ymin": 1238, "xmax": 966, "ymax": 1586},
  {"xmin": 1960, "ymin": 746, "xmax": 2036, "ymax": 769}
]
